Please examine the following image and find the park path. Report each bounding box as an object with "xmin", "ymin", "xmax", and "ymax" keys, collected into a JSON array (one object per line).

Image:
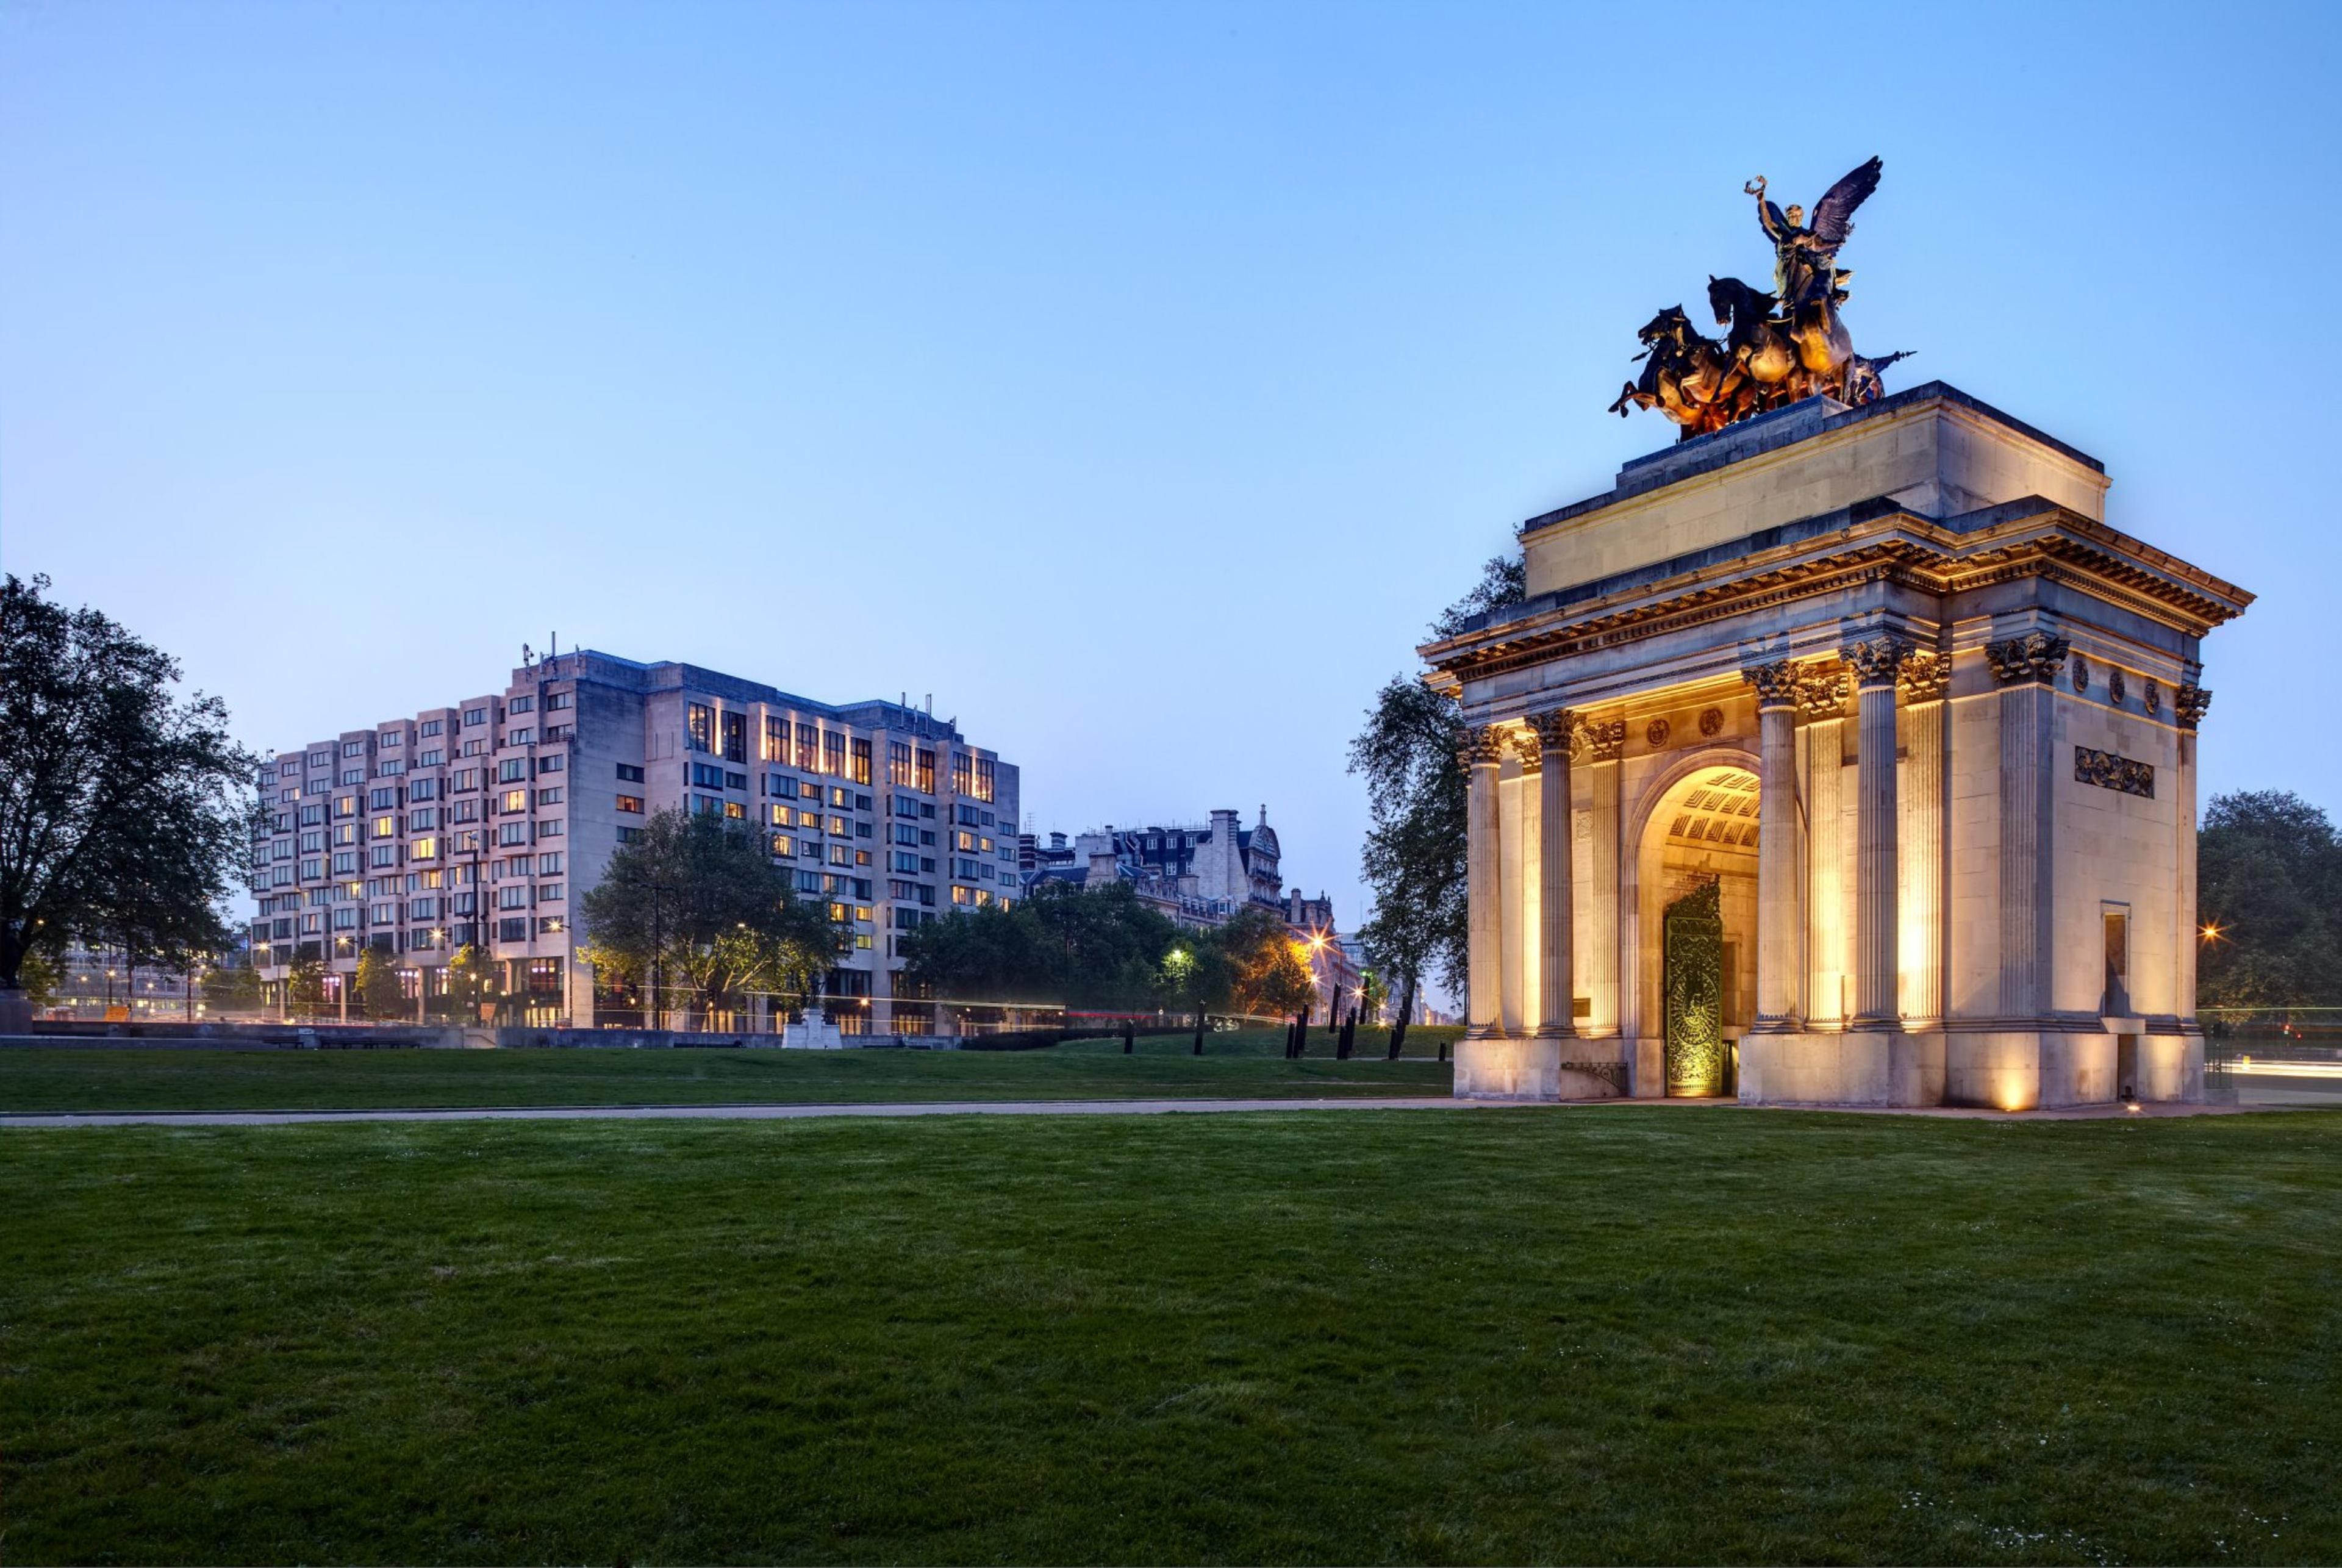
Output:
[{"xmin": 0, "ymin": 1095, "xmax": 1515, "ymax": 1129}]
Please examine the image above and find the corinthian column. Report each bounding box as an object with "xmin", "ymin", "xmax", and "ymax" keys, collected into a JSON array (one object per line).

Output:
[
  {"xmin": 1897, "ymin": 651, "xmax": 1949, "ymax": 1026},
  {"xmin": 1529, "ymin": 709, "xmax": 1577, "ymax": 1040},
  {"xmin": 1463, "ymin": 726, "xmax": 1506, "ymax": 1039},
  {"xmin": 1845, "ymin": 634, "xmax": 1907, "ymax": 1029},
  {"xmin": 1741, "ymin": 660, "xmax": 1803, "ymax": 1033}
]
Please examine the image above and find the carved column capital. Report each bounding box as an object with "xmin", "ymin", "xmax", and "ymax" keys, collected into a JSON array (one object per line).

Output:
[
  {"xmin": 1459, "ymin": 726, "xmax": 1506, "ymax": 769},
  {"xmin": 1741, "ymin": 659, "xmax": 1801, "ymax": 708},
  {"xmin": 1794, "ymin": 667, "xmax": 1849, "ymax": 718},
  {"xmin": 1526, "ymin": 707, "xmax": 1577, "ymax": 754},
  {"xmin": 2174, "ymin": 684, "xmax": 2212, "ymax": 731},
  {"xmin": 1897, "ymin": 650, "xmax": 1950, "ymax": 704},
  {"xmin": 1842, "ymin": 634, "xmax": 1910, "ymax": 689},
  {"xmin": 1985, "ymin": 631, "xmax": 2071, "ymax": 687},
  {"xmin": 1582, "ymin": 718, "xmax": 1627, "ymax": 762},
  {"xmin": 1512, "ymin": 732, "xmax": 1544, "ymax": 773}
]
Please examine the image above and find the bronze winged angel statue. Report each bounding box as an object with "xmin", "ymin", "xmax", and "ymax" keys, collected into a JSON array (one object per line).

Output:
[{"xmin": 1609, "ymin": 156, "xmax": 1910, "ymax": 441}]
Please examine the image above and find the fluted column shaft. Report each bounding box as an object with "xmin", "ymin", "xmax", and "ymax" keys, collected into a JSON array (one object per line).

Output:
[
  {"xmin": 1743, "ymin": 663, "xmax": 1802, "ymax": 1033},
  {"xmin": 1849, "ymin": 637, "xmax": 1905, "ymax": 1029},
  {"xmin": 1987, "ymin": 633, "xmax": 2067, "ymax": 1021},
  {"xmin": 1898, "ymin": 663, "xmax": 1947, "ymax": 1026},
  {"xmin": 1533, "ymin": 711, "xmax": 1577, "ymax": 1039},
  {"xmin": 1464, "ymin": 731, "xmax": 1505, "ymax": 1038}
]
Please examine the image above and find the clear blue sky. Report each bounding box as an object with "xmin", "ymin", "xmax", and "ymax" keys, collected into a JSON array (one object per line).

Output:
[{"xmin": 5, "ymin": 1, "xmax": 2338, "ymax": 945}]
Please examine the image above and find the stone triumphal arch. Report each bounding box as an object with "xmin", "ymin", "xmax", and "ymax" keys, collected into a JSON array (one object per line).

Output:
[{"xmin": 1422, "ymin": 385, "xmax": 2251, "ymax": 1109}]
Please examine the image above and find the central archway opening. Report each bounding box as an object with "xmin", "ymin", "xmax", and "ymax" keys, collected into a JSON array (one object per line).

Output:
[{"xmin": 1636, "ymin": 764, "xmax": 1760, "ymax": 1096}]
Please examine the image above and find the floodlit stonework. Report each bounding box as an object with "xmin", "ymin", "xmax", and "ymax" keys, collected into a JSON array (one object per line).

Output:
[{"xmin": 1420, "ymin": 384, "xmax": 2251, "ymax": 1110}]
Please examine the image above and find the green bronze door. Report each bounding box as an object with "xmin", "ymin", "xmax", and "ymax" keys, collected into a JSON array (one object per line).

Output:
[{"xmin": 1663, "ymin": 881, "xmax": 1726, "ymax": 1096}]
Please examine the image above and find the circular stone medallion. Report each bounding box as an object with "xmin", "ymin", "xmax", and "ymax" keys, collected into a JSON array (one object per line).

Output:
[
  {"xmin": 2108, "ymin": 667, "xmax": 2127, "ymax": 706},
  {"xmin": 1698, "ymin": 707, "xmax": 1724, "ymax": 737},
  {"xmin": 2071, "ymin": 656, "xmax": 2089, "ymax": 693},
  {"xmin": 1645, "ymin": 717, "xmax": 1671, "ymax": 749}
]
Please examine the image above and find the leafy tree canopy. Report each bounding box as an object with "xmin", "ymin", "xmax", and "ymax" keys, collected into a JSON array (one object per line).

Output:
[
  {"xmin": 2199, "ymin": 789, "xmax": 2342, "ymax": 1009},
  {"xmin": 577, "ymin": 808, "xmax": 843, "ymax": 1021},
  {"xmin": 0, "ymin": 574, "xmax": 257, "ymax": 994},
  {"xmin": 901, "ymin": 880, "xmax": 1183, "ymax": 1011}
]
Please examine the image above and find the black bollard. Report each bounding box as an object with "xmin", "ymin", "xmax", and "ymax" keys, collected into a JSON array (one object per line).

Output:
[
  {"xmin": 1292, "ymin": 1010, "xmax": 1308, "ymax": 1059},
  {"xmin": 1123, "ymin": 1020, "xmax": 1134, "ymax": 1054},
  {"xmin": 1194, "ymin": 1012, "xmax": 1205, "ymax": 1055}
]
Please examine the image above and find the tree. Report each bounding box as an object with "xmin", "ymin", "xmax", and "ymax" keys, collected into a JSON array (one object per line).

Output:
[
  {"xmin": 1189, "ymin": 904, "xmax": 1314, "ymax": 1020},
  {"xmin": 442, "ymin": 943, "xmax": 503, "ymax": 1021},
  {"xmin": 899, "ymin": 881, "xmax": 1183, "ymax": 1012},
  {"xmin": 201, "ymin": 961, "xmax": 261, "ymax": 1014},
  {"xmin": 578, "ymin": 807, "xmax": 842, "ymax": 1028},
  {"xmin": 0, "ymin": 575, "xmax": 258, "ymax": 1021},
  {"xmin": 285, "ymin": 956, "xmax": 326, "ymax": 1016},
  {"xmin": 355, "ymin": 948, "xmax": 404, "ymax": 1020},
  {"xmin": 2197, "ymin": 790, "xmax": 2342, "ymax": 1009},
  {"xmin": 1347, "ymin": 557, "xmax": 1522, "ymax": 1055}
]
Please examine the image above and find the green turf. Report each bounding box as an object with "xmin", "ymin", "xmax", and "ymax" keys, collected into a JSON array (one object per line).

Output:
[
  {"xmin": 5, "ymin": 1109, "xmax": 2339, "ymax": 1564},
  {"xmin": 0, "ymin": 1026, "xmax": 1459, "ymax": 1114}
]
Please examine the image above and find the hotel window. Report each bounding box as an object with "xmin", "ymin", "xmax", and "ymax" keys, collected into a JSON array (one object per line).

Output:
[
  {"xmin": 951, "ymin": 752, "xmax": 972, "ymax": 797},
  {"xmin": 893, "ymin": 851, "xmax": 920, "ymax": 873},
  {"xmin": 535, "ymin": 787, "xmax": 564, "ymax": 806},
  {"xmin": 409, "ymin": 809, "xmax": 439, "ymax": 830},
  {"xmin": 418, "ymin": 749, "xmax": 443, "ymax": 766},
  {"xmin": 370, "ymin": 788, "xmax": 396, "ymax": 811},
  {"xmin": 956, "ymin": 831, "xmax": 976, "ymax": 852},
  {"xmin": 498, "ymin": 822, "xmax": 530, "ymax": 845},
  {"xmin": 420, "ymin": 719, "xmax": 443, "ymax": 737},
  {"xmin": 769, "ymin": 804, "xmax": 790, "ymax": 826},
  {"xmin": 724, "ymin": 801, "xmax": 744, "ymax": 820},
  {"xmin": 462, "ymin": 739, "xmax": 485, "ymax": 757},
  {"xmin": 800, "ymin": 840, "xmax": 820, "ymax": 859},
  {"xmin": 409, "ymin": 897, "xmax": 439, "ymax": 920},
  {"xmin": 618, "ymin": 794, "xmax": 645, "ymax": 814},
  {"xmin": 823, "ymin": 731, "xmax": 845, "ymax": 776},
  {"xmin": 342, "ymin": 741, "xmax": 365, "ymax": 758},
  {"xmin": 299, "ymin": 857, "xmax": 321, "ymax": 880},
  {"xmin": 505, "ymin": 728, "xmax": 534, "ymax": 746},
  {"xmin": 452, "ymin": 800, "xmax": 479, "ymax": 824},
  {"xmin": 508, "ymin": 695, "xmax": 534, "ymax": 715},
  {"xmin": 537, "ymin": 818, "xmax": 563, "ymax": 837},
  {"xmin": 373, "ymin": 815, "xmax": 396, "ymax": 839},
  {"xmin": 851, "ymin": 738, "xmax": 872, "ymax": 784},
  {"xmin": 503, "ymin": 789, "xmax": 528, "ymax": 813},
  {"xmin": 723, "ymin": 711, "xmax": 747, "ymax": 764},
  {"xmin": 369, "ymin": 846, "xmax": 396, "ymax": 868},
  {"xmin": 333, "ymin": 907, "xmax": 359, "ymax": 931},
  {"xmin": 332, "ymin": 851, "xmax": 358, "ymax": 875},
  {"xmin": 973, "ymin": 756, "xmax": 995, "ymax": 803},
  {"xmin": 538, "ymin": 852, "xmax": 564, "ymax": 875},
  {"xmin": 411, "ymin": 838, "xmax": 438, "ymax": 861},
  {"xmin": 299, "ymin": 829, "xmax": 324, "ymax": 851},
  {"xmin": 498, "ymin": 759, "xmax": 526, "ymax": 784},
  {"xmin": 498, "ymin": 886, "xmax": 529, "ymax": 910},
  {"xmin": 770, "ymin": 834, "xmax": 793, "ymax": 857},
  {"xmin": 795, "ymin": 721, "xmax": 819, "ymax": 770},
  {"xmin": 764, "ymin": 716, "xmax": 787, "ymax": 762},
  {"xmin": 537, "ymin": 882, "xmax": 564, "ymax": 903},
  {"xmin": 828, "ymin": 815, "xmax": 849, "ymax": 836},
  {"xmin": 797, "ymin": 871, "xmax": 822, "ymax": 894},
  {"xmin": 895, "ymin": 824, "xmax": 918, "ymax": 845},
  {"xmin": 409, "ymin": 779, "xmax": 439, "ymax": 802},
  {"xmin": 535, "ymin": 754, "xmax": 563, "ymax": 773},
  {"xmin": 797, "ymin": 809, "xmax": 820, "ymax": 829},
  {"xmin": 915, "ymin": 748, "xmax": 935, "ymax": 793},
  {"xmin": 545, "ymin": 691, "xmax": 571, "ymax": 712},
  {"xmin": 829, "ymin": 844, "xmax": 851, "ymax": 866},
  {"xmin": 464, "ymin": 707, "xmax": 487, "ymax": 726},
  {"xmin": 690, "ymin": 763, "xmax": 724, "ymax": 789},
  {"xmin": 616, "ymin": 763, "xmax": 644, "ymax": 783},
  {"xmin": 616, "ymin": 827, "xmax": 640, "ymax": 845},
  {"xmin": 340, "ymin": 768, "xmax": 363, "ymax": 786},
  {"xmin": 379, "ymin": 731, "xmax": 403, "ymax": 748},
  {"xmin": 692, "ymin": 795, "xmax": 722, "ymax": 816},
  {"xmin": 887, "ymin": 741, "xmax": 912, "ymax": 786},
  {"xmin": 951, "ymin": 885, "xmax": 973, "ymax": 905},
  {"xmin": 688, "ymin": 703, "xmax": 715, "ymax": 753}
]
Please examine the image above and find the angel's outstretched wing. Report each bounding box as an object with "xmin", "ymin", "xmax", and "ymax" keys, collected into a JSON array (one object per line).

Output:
[{"xmin": 1809, "ymin": 156, "xmax": 1882, "ymax": 248}]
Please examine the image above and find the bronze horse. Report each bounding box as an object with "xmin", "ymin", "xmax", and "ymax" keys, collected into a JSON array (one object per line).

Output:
[
  {"xmin": 1707, "ymin": 275, "xmax": 1798, "ymax": 390},
  {"xmin": 1607, "ymin": 306, "xmax": 1746, "ymax": 439}
]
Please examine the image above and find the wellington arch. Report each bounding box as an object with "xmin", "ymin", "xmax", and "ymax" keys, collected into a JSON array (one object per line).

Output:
[{"xmin": 1419, "ymin": 385, "xmax": 2252, "ymax": 1109}]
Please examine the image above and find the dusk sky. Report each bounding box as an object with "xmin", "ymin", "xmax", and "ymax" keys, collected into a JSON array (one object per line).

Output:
[{"xmin": 5, "ymin": 1, "xmax": 2338, "ymax": 948}]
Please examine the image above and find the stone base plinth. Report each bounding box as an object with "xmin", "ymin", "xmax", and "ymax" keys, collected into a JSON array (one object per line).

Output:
[
  {"xmin": 1946, "ymin": 1029, "xmax": 2204, "ymax": 1109},
  {"xmin": 1737, "ymin": 1029, "xmax": 1945, "ymax": 1108},
  {"xmin": 1453, "ymin": 1035, "xmax": 1631, "ymax": 1102}
]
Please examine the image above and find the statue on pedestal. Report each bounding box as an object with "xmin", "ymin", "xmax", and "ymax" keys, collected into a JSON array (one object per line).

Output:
[{"xmin": 1609, "ymin": 156, "xmax": 1911, "ymax": 441}]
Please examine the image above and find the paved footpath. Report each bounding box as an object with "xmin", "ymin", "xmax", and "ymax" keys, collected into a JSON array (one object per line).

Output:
[
  {"xmin": 1, "ymin": 1095, "xmax": 2274, "ymax": 1129},
  {"xmin": 0, "ymin": 1096, "xmax": 1512, "ymax": 1129}
]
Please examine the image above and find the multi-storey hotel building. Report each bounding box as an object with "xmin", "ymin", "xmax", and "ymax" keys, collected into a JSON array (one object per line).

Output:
[{"xmin": 251, "ymin": 650, "xmax": 1021, "ymax": 1029}]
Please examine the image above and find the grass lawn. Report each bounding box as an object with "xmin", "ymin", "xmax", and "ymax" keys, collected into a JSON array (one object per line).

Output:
[
  {"xmin": 5, "ymin": 1108, "xmax": 2340, "ymax": 1564},
  {"xmin": 0, "ymin": 1026, "xmax": 1459, "ymax": 1114}
]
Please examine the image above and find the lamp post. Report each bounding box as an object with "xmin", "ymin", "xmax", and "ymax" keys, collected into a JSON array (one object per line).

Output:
[{"xmin": 620, "ymin": 875, "xmax": 676, "ymax": 1031}]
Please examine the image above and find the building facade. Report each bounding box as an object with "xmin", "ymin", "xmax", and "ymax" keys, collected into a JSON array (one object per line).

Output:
[
  {"xmin": 1420, "ymin": 385, "xmax": 2249, "ymax": 1110},
  {"xmin": 251, "ymin": 650, "xmax": 1020, "ymax": 1029}
]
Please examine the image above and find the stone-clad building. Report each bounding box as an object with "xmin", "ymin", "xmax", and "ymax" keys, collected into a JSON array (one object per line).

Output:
[
  {"xmin": 1420, "ymin": 384, "xmax": 2249, "ymax": 1109},
  {"xmin": 251, "ymin": 650, "xmax": 1020, "ymax": 1029}
]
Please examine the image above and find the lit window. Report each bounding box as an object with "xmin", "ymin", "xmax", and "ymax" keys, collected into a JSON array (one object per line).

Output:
[
  {"xmin": 951, "ymin": 885, "xmax": 973, "ymax": 905},
  {"xmin": 410, "ymin": 837, "xmax": 437, "ymax": 861},
  {"xmin": 770, "ymin": 834, "xmax": 793, "ymax": 857},
  {"xmin": 617, "ymin": 795, "xmax": 645, "ymax": 814},
  {"xmin": 724, "ymin": 801, "xmax": 744, "ymax": 820},
  {"xmin": 688, "ymin": 703, "xmax": 715, "ymax": 753},
  {"xmin": 503, "ymin": 790, "xmax": 528, "ymax": 813},
  {"xmin": 373, "ymin": 816, "xmax": 395, "ymax": 839}
]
